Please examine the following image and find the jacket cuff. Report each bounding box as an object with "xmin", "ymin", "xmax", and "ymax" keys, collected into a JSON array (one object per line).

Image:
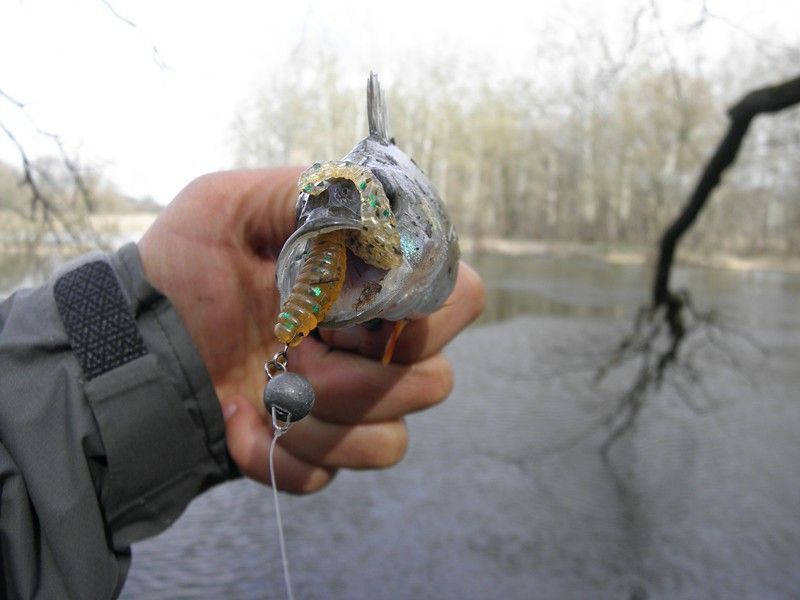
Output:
[
  {"xmin": 75, "ymin": 243, "xmax": 235, "ymax": 548},
  {"xmin": 111, "ymin": 243, "xmax": 233, "ymax": 482}
]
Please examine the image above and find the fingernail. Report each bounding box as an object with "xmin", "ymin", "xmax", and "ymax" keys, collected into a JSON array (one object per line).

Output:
[{"xmin": 222, "ymin": 402, "xmax": 238, "ymax": 421}]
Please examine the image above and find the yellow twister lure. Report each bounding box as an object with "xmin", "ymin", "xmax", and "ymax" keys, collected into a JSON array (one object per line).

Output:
[{"xmin": 274, "ymin": 161, "xmax": 403, "ymax": 347}]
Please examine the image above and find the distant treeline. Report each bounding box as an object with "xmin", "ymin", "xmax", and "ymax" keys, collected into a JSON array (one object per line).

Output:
[
  {"xmin": 0, "ymin": 160, "xmax": 160, "ymax": 214},
  {"xmin": 232, "ymin": 49, "xmax": 800, "ymax": 257},
  {"xmin": 0, "ymin": 160, "xmax": 160, "ymax": 250}
]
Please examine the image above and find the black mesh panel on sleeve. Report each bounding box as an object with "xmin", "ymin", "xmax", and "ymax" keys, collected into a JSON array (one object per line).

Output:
[{"xmin": 54, "ymin": 261, "xmax": 148, "ymax": 380}]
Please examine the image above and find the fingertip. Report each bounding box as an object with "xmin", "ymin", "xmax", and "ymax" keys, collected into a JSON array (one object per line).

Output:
[
  {"xmin": 221, "ymin": 395, "xmax": 266, "ymax": 467},
  {"xmin": 222, "ymin": 394, "xmax": 258, "ymax": 424},
  {"xmin": 432, "ymin": 353, "xmax": 454, "ymax": 403},
  {"xmin": 291, "ymin": 467, "xmax": 337, "ymax": 494},
  {"xmin": 456, "ymin": 261, "xmax": 487, "ymax": 325},
  {"xmin": 369, "ymin": 419, "xmax": 409, "ymax": 469},
  {"xmin": 222, "ymin": 399, "xmax": 240, "ymax": 422}
]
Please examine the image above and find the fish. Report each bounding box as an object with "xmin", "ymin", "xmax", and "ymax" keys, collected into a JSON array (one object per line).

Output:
[{"xmin": 274, "ymin": 73, "xmax": 460, "ymax": 348}]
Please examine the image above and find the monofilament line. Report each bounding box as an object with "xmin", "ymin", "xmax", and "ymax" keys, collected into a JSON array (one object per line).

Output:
[{"xmin": 269, "ymin": 408, "xmax": 294, "ymax": 600}]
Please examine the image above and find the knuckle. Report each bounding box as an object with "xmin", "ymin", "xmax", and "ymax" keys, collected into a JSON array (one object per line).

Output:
[{"xmin": 181, "ymin": 171, "xmax": 218, "ymax": 196}]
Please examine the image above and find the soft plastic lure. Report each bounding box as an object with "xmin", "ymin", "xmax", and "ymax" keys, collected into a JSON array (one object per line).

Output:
[
  {"xmin": 273, "ymin": 229, "xmax": 347, "ymax": 346},
  {"xmin": 273, "ymin": 161, "xmax": 403, "ymax": 346}
]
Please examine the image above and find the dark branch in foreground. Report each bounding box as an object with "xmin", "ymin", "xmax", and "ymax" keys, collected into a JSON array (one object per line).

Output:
[
  {"xmin": 653, "ymin": 75, "xmax": 800, "ymax": 309},
  {"xmin": 599, "ymin": 74, "xmax": 800, "ymax": 456}
]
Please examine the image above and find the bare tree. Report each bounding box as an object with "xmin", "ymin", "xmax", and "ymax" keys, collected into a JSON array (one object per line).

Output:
[{"xmin": 598, "ymin": 74, "xmax": 800, "ymax": 455}]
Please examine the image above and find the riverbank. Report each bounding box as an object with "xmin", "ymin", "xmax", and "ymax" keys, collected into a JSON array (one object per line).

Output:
[
  {"xmin": 460, "ymin": 236, "xmax": 800, "ymax": 275},
  {"xmin": 0, "ymin": 211, "xmax": 160, "ymax": 256},
  {"xmin": 2, "ymin": 224, "xmax": 799, "ymax": 277}
]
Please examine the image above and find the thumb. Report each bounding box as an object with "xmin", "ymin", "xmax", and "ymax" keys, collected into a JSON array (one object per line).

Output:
[{"xmin": 236, "ymin": 166, "xmax": 305, "ymax": 252}]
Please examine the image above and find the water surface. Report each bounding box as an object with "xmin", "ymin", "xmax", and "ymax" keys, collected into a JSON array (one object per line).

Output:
[
  {"xmin": 3, "ymin": 250, "xmax": 799, "ymax": 598},
  {"xmin": 119, "ymin": 252, "xmax": 800, "ymax": 599}
]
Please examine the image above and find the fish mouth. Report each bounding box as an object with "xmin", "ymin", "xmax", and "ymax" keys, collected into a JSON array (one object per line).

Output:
[{"xmin": 276, "ymin": 182, "xmax": 411, "ymax": 328}]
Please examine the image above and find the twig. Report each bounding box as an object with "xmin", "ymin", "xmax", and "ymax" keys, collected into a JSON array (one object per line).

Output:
[
  {"xmin": 1, "ymin": 91, "xmax": 103, "ymax": 249},
  {"xmin": 691, "ymin": 0, "xmax": 800, "ymax": 61},
  {"xmin": 99, "ymin": 0, "xmax": 167, "ymax": 69}
]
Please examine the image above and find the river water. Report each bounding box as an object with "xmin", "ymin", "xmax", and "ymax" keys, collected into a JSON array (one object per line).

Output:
[{"xmin": 2, "ymin": 251, "xmax": 799, "ymax": 599}]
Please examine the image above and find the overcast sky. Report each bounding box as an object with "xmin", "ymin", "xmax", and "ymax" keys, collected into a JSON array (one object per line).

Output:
[{"xmin": 1, "ymin": 0, "xmax": 797, "ymax": 204}]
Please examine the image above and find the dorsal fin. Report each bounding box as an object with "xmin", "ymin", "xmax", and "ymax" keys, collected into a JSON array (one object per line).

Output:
[{"xmin": 367, "ymin": 72, "xmax": 392, "ymax": 143}]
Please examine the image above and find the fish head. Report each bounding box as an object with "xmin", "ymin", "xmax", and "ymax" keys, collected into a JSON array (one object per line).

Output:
[{"xmin": 275, "ymin": 75, "xmax": 460, "ymax": 328}]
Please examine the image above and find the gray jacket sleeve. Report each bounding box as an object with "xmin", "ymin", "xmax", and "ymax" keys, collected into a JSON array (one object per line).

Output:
[{"xmin": 0, "ymin": 243, "xmax": 237, "ymax": 599}]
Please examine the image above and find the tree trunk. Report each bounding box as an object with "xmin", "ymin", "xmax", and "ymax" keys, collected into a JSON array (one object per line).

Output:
[{"xmin": 652, "ymin": 75, "xmax": 800, "ymax": 307}]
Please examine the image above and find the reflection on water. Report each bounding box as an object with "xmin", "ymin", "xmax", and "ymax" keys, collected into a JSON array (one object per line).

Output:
[
  {"xmin": 467, "ymin": 252, "xmax": 650, "ymax": 323},
  {"xmin": 466, "ymin": 251, "xmax": 800, "ymax": 327}
]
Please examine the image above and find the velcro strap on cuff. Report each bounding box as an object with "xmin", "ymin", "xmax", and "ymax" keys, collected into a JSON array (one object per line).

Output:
[{"xmin": 54, "ymin": 261, "xmax": 148, "ymax": 380}]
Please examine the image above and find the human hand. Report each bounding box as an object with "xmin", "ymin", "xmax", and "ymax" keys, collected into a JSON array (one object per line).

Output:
[{"xmin": 139, "ymin": 168, "xmax": 485, "ymax": 493}]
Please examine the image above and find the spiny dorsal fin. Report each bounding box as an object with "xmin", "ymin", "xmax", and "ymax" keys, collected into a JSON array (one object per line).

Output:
[{"xmin": 367, "ymin": 72, "xmax": 392, "ymax": 143}]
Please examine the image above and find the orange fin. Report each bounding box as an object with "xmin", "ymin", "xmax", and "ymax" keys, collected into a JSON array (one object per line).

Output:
[{"xmin": 381, "ymin": 320, "xmax": 409, "ymax": 366}]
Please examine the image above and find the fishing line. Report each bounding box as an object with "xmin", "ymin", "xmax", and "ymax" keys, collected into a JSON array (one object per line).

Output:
[
  {"xmin": 263, "ymin": 348, "xmax": 314, "ymax": 600},
  {"xmin": 268, "ymin": 408, "xmax": 294, "ymax": 600}
]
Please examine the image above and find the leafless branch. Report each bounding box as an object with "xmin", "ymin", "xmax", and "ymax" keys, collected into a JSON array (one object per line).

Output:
[
  {"xmin": 598, "ymin": 74, "xmax": 800, "ymax": 455},
  {"xmin": 1, "ymin": 87, "xmax": 104, "ymax": 249},
  {"xmin": 649, "ymin": 0, "xmax": 685, "ymax": 108},
  {"xmin": 0, "ymin": 88, "xmax": 25, "ymax": 109},
  {"xmin": 691, "ymin": 0, "xmax": 800, "ymax": 61},
  {"xmin": 598, "ymin": 7, "xmax": 646, "ymax": 79},
  {"xmin": 99, "ymin": 0, "xmax": 167, "ymax": 69}
]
